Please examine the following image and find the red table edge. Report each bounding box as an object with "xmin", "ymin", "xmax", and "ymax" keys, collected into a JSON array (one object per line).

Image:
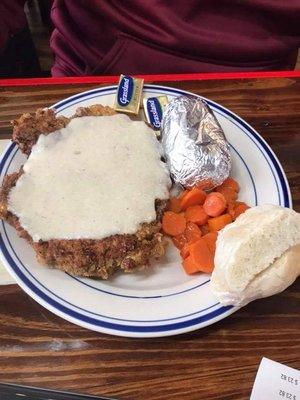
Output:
[{"xmin": 0, "ymin": 70, "xmax": 300, "ymax": 87}]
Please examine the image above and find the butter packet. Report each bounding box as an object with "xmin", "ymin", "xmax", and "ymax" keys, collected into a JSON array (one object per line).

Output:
[
  {"xmin": 114, "ymin": 74, "xmax": 144, "ymax": 115},
  {"xmin": 143, "ymin": 96, "xmax": 168, "ymax": 130}
]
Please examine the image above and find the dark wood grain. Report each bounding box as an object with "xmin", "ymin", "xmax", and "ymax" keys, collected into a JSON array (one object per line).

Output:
[{"xmin": 0, "ymin": 78, "xmax": 299, "ymax": 400}]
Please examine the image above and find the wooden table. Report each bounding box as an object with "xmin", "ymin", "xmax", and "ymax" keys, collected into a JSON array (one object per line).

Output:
[{"xmin": 0, "ymin": 72, "xmax": 299, "ymax": 400}]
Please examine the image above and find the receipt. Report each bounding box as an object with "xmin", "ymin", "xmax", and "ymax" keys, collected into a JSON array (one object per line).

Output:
[{"xmin": 250, "ymin": 358, "xmax": 300, "ymax": 400}]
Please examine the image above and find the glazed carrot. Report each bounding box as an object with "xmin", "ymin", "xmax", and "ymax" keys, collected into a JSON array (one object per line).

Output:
[
  {"xmin": 185, "ymin": 205, "xmax": 209, "ymax": 226},
  {"xmin": 216, "ymin": 177, "xmax": 240, "ymax": 192},
  {"xmin": 201, "ymin": 223, "xmax": 210, "ymax": 235},
  {"xmin": 163, "ymin": 176, "xmax": 250, "ymax": 275},
  {"xmin": 208, "ymin": 213, "xmax": 232, "ymax": 232},
  {"xmin": 203, "ymin": 192, "xmax": 227, "ymax": 217},
  {"xmin": 178, "ymin": 190, "xmax": 189, "ymax": 200},
  {"xmin": 180, "ymin": 244, "xmax": 190, "ymax": 259},
  {"xmin": 162, "ymin": 211, "xmax": 186, "ymax": 236},
  {"xmin": 227, "ymin": 201, "xmax": 250, "ymax": 220},
  {"xmin": 180, "ymin": 188, "xmax": 206, "ymax": 210},
  {"xmin": 182, "ymin": 256, "xmax": 200, "ymax": 275},
  {"xmin": 168, "ymin": 197, "xmax": 182, "ymax": 213},
  {"xmin": 216, "ymin": 186, "xmax": 238, "ymax": 204},
  {"xmin": 185, "ymin": 222, "xmax": 202, "ymax": 244},
  {"xmin": 172, "ymin": 233, "xmax": 187, "ymax": 250},
  {"xmin": 233, "ymin": 202, "xmax": 250, "ymax": 219},
  {"xmin": 227, "ymin": 202, "xmax": 236, "ymax": 219},
  {"xmin": 194, "ymin": 179, "xmax": 214, "ymax": 191},
  {"xmin": 202, "ymin": 232, "xmax": 218, "ymax": 253},
  {"xmin": 184, "ymin": 238, "xmax": 214, "ymax": 274},
  {"xmin": 211, "ymin": 191, "xmax": 228, "ymax": 205}
]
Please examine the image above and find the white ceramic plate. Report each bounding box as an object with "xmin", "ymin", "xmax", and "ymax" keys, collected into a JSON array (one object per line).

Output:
[{"xmin": 0, "ymin": 85, "xmax": 292, "ymax": 337}]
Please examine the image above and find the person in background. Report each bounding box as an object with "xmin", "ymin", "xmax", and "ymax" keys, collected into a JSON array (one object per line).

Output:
[
  {"xmin": 0, "ymin": 1, "xmax": 41, "ymax": 78},
  {"xmin": 50, "ymin": 0, "xmax": 300, "ymax": 77}
]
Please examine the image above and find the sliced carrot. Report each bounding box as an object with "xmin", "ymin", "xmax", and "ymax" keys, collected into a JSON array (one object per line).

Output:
[
  {"xmin": 164, "ymin": 176, "xmax": 249, "ymax": 275},
  {"xmin": 185, "ymin": 222, "xmax": 202, "ymax": 244},
  {"xmin": 178, "ymin": 190, "xmax": 189, "ymax": 200},
  {"xmin": 202, "ymin": 232, "xmax": 218, "ymax": 254},
  {"xmin": 227, "ymin": 201, "xmax": 250, "ymax": 220},
  {"xmin": 216, "ymin": 186, "xmax": 238, "ymax": 204},
  {"xmin": 172, "ymin": 233, "xmax": 187, "ymax": 250},
  {"xmin": 234, "ymin": 202, "xmax": 250, "ymax": 219},
  {"xmin": 203, "ymin": 192, "xmax": 227, "ymax": 217},
  {"xmin": 201, "ymin": 223, "xmax": 210, "ymax": 235},
  {"xmin": 211, "ymin": 191, "xmax": 229, "ymax": 205},
  {"xmin": 180, "ymin": 244, "xmax": 190, "ymax": 259},
  {"xmin": 185, "ymin": 205, "xmax": 209, "ymax": 226},
  {"xmin": 180, "ymin": 188, "xmax": 206, "ymax": 210},
  {"xmin": 187, "ymin": 239, "xmax": 214, "ymax": 274},
  {"xmin": 211, "ymin": 191, "xmax": 226, "ymax": 199},
  {"xmin": 216, "ymin": 177, "xmax": 240, "ymax": 192},
  {"xmin": 162, "ymin": 211, "xmax": 186, "ymax": 236},
  {"xmin": 167, "ymin": 197, "xmax": 182, "ymax": 213},
  {"xmin": 194, "ymin": 179, "xmax": 214, "ymax": 191},
  {"xmin": 182, "ymin": 256, "xmax": 200, "ymax": 275},
  {"xmin": 227, "ymin": 201, "xmax": 237, "ymax": 219},
  {"xmin": 208, "ymin": 213, "xmax": 233, "ymax": 232}
]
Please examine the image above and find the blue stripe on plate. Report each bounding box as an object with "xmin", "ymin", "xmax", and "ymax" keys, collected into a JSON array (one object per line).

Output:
[
  {"xmin": 0, "ymin": 84, "xmax": 291, "ymax": 335},
  {"xmin": 0, "ymin": 232, "xmax": 232, "ymax": 332},
  {"xmin": 0, "ymin": 141, "xmax": 258, "ymax": 302},
  {"xmin": 2, "ymin": 220, "xmax": 223, "ymax": 323}
]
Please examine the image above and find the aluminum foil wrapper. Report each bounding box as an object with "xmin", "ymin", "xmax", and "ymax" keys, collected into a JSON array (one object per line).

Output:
[{"xmin": 161, "ymin": 96, "xmax": 231, "ymax": 188}]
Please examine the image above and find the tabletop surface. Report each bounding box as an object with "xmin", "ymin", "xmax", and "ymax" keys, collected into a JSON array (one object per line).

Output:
[{"xmin": 0, "ymin": 75, "xmax": 299, "ymax": 400}]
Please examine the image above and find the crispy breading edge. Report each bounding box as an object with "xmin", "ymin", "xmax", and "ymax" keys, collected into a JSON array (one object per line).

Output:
[
  {"xmin": 12, "ymin": 104, "xmax": 116, "ymax": 155},
  {"xmin": 2, "ymin": 105, "xmax": 168, "ymax": 279}
]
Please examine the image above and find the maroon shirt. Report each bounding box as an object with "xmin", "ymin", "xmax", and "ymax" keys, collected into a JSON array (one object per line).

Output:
[
  {"xmin": 0, "ymin": 1, "xmax": 26, "ymax": 51},
  {"xmin": 51, "ymin": 0, "xmax": 300, "ymax": 76}
]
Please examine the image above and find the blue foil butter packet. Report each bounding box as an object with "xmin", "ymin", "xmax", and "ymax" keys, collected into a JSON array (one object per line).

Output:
[
  {"xmin": 114, "ymin": 74, "xmax": 144, "ymax": 114},
  {"xmin": 117, "ymin": 75, "xmax": 134, "ymax": 106},
  {"xmin": 143, "ymin": 96, "xmax": 169, "ymax": 131}
]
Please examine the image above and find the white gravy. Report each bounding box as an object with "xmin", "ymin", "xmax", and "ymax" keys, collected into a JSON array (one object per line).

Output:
[{"xmin": 8, "ymin": 114, "xmax": 170, "ymax": 242}]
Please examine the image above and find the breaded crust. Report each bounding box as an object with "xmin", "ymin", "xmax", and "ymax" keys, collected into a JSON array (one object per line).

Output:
[
  {"xmin": 2, "ymin": 105, "xmax": 168, "ymax": 279},
  {"xmin": 12, "ymin": 109, "xmax": 69, "ymax": 155},
  {"xmin": 12, "ymin": 104, "xmax": 116, "ymax": 155}
]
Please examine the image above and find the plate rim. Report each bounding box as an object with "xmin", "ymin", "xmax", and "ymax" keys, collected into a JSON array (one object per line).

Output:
[{"xmin": 0, "ymin": 84, "xmax": 292, "ymax": 337}]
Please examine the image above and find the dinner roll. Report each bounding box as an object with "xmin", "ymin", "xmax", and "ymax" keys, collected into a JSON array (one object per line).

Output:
[
  {"xmin": 211, "ymin": 244, "xmax": 300, "ymax": 306},
  {"xmin": 211, "ymin": 205, "xmax": 300, "ymax": 306}
]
